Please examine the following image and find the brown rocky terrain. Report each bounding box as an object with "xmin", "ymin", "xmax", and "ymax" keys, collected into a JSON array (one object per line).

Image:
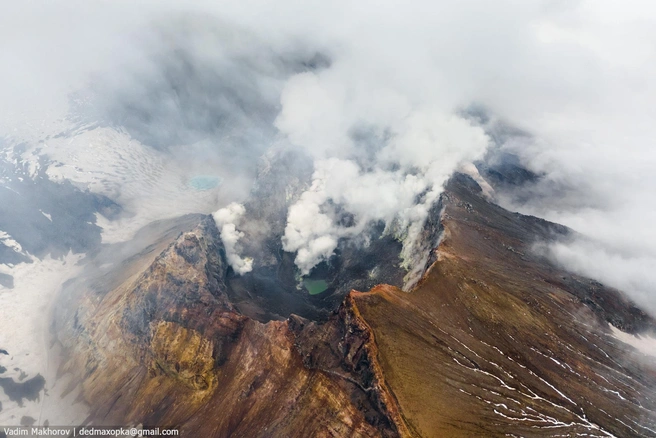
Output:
[
  {"xmin": 348, "ymin": 174, "xmax": 656, "ymax": 437},
  {"xmin": 53, "ymin": 216, "xmax": 404, "ymax": 437},
  {"xmin": 51, "ymin": 173, "xmax": 656, "ymax": 437}
]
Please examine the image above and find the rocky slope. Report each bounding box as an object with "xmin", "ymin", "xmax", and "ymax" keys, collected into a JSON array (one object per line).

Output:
[
  {"xmin": 51, "ymin": 173, "xmax": 656, "ymax": 437},
  {"xmin": 348, "ymin": 174, "xmax": 656, "ymax": 437}
]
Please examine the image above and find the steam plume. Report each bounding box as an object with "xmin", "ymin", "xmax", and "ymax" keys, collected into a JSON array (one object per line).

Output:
[
  {"xmin": 212, "ymin": 203, "xmax": 253, "ymax": 275},
  {"xmin": 279, "ymin": 94, "xmax": 489, "ymax": 274}
]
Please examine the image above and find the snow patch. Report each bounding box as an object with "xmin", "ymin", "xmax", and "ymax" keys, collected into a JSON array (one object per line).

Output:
[
  {"xmin": 37, "ymin": 126, "xmax": 241, "ymax": 243},
  {"xmin": 0, "ymin": 231, "xmax": 24, "ymax": 254},
  {"xmin": 0, "ymin": 253, "xmax": 85, "ymax": 425},
  {"xmin": 610, "ymin": 324, "xmax": 656, "ymax": 358}
]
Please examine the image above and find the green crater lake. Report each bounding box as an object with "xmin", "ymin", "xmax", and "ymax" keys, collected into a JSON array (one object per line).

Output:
[{"xmin": 303, "ymin": 279, "xmax": 329, "ymax": 295}]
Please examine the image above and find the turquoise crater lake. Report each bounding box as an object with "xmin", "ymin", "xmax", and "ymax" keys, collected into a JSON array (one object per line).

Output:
[{"xmin": 189, "ymin": 175, "xmax": 222, "ymax": 191}]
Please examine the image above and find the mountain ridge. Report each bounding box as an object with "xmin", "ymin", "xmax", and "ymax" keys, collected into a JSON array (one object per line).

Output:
[{"xmin": 49, "ymin": 172, "xmax": 656, "ymax": 437}]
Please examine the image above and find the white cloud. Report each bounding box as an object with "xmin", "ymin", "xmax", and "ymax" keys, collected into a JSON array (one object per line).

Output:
[{"xmin": 2, "ymin": 0, "xmax": 656, "ymax": 308}]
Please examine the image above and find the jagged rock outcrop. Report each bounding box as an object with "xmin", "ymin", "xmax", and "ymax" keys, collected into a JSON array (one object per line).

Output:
[{"xmin": 52, "ymin": 173, "xmax": 656, "ymax": 437}]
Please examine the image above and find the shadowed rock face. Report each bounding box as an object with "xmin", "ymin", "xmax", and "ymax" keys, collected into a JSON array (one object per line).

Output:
[
  {"xmin": 0, "ymin": 146, "xmax": 121, "ymax": 265},
  {"xmin": 52, "ymin": 173, "xmax": 656, "ymax": 437}
]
